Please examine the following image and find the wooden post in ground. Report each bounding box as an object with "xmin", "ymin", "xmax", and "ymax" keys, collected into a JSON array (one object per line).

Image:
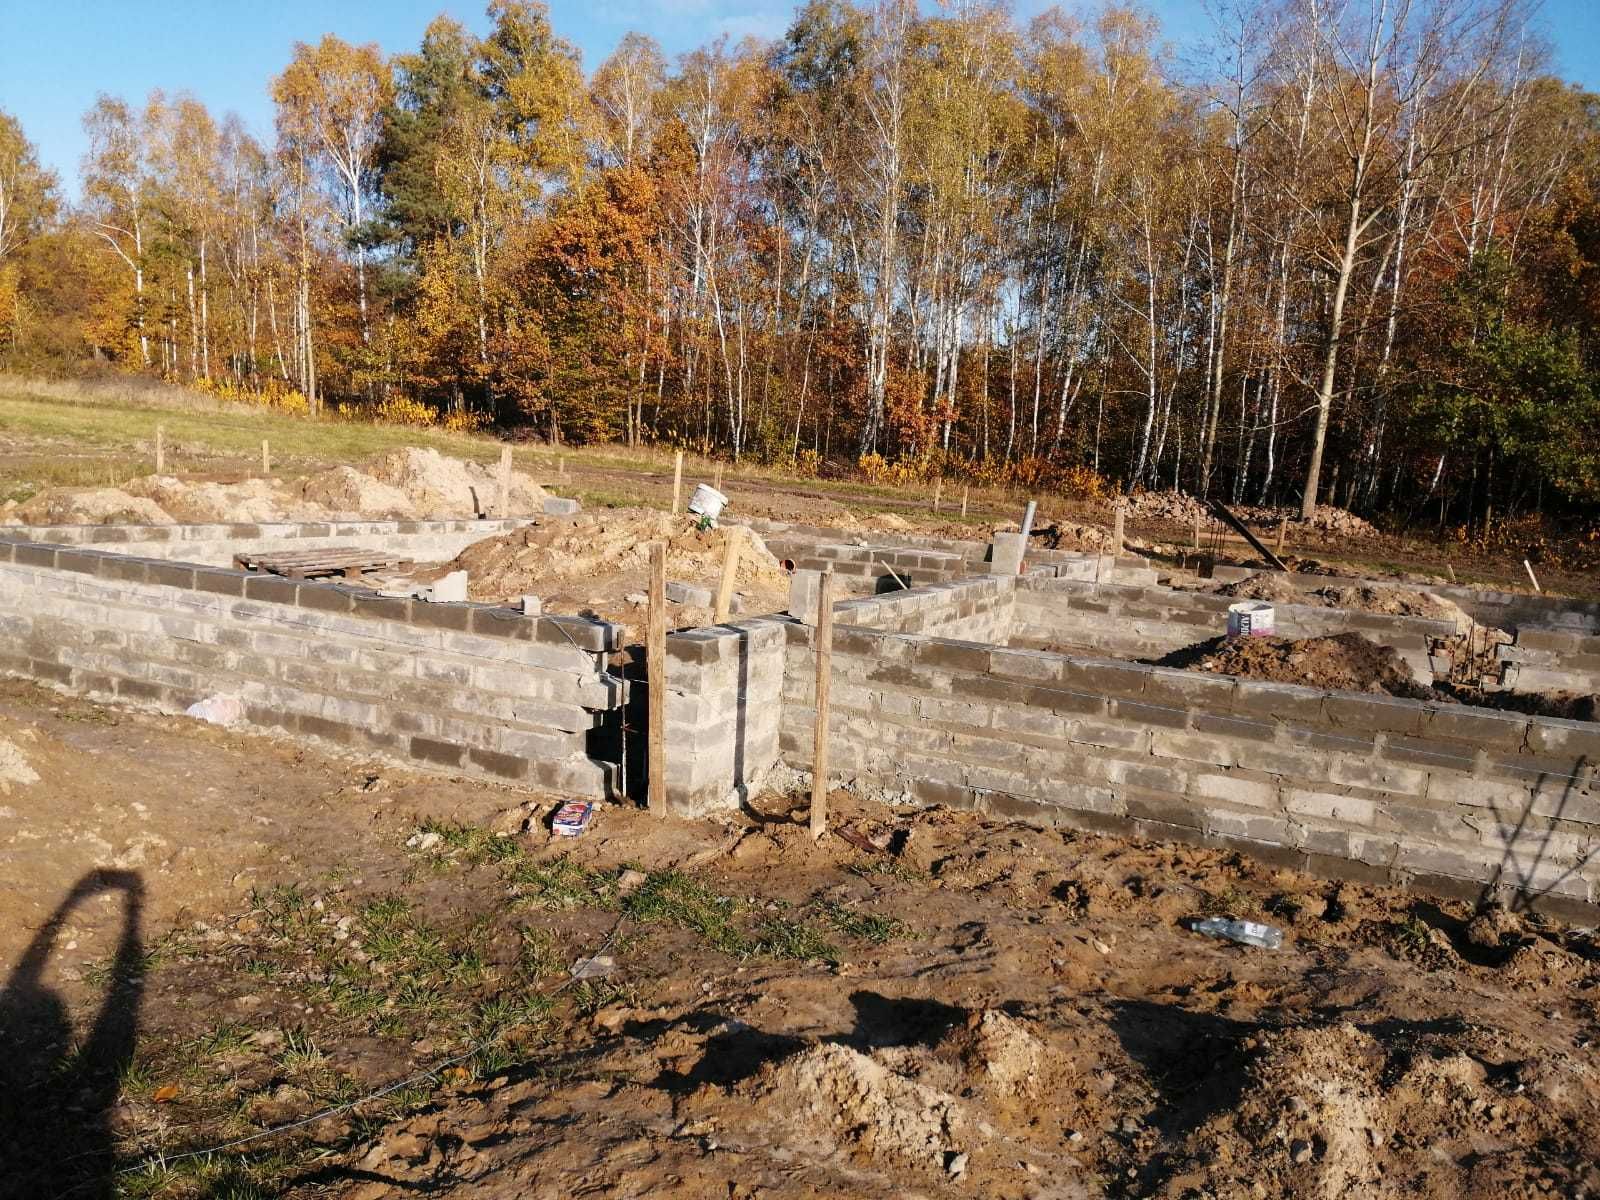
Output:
[
  {"xmin": 1193, "ymin": 512, "xmax": 1201, "ymax": 550},
  {"xmin": 671, "ymin": 450, "xmax": 684, "ymax": 515},
  {"xmin": 648, "ymin": 542, "xmax": 668, "ymax": 817},
  {"xmin": 933, "ymin": 479, "xmax": 942, "ymax": 513},
  {"xmin": 155, "ymin": 425, "xmax": 165, "ymax": 473},
  {"xmin": 1112, "ymin": 502, "xmax": 1126, "ymax": 554},
  {"xmin": 810, "ymin": 570, "xmax": 835, "ymax": 840},
  {"xmin": 960, "ymin": 486, "xmax": 969, "ymax": 519},
  {"xmin": 498, "ymin": 446, "xmax": 512, "ymax": 518},
  {"xmin": 559, "ymin": 454, "xmax": 566, "ymax": 479},
  {"xmin": 262, "ymin": 439, "xmax": 270, "ymax": 475},
  {"xmin": 714, "ymin": 527, "xmax": 742, "ymax": 623},
  {"xmin": 713, "ymin": 462, "xmax": 723, "ymax": 492},
  {"xmin": 1275, "ymin": 518, "xmax": 1288, "ymax": 555},
  {"xmin": 1524, "ymin": 559, "xmax": 1542, "ymax": 594}
]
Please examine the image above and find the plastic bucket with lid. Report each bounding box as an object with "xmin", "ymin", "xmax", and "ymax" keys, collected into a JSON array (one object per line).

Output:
[
  {"xmin": 1226, "ymin": 601, "xmax": 1276, "ymax": 637},
  {"xmin": 687, "ymin": 483, "xmax": 729, "ymax": 523}
]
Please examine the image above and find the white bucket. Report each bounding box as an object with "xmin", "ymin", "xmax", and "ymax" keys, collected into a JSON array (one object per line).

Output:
[
  {"xmin": 1227, "ymin": 601, "xmax": 1276, "ymax": 637},
  {"xmin": 688, "ymin": 483, "xmax": 729, "ymax": 522}
]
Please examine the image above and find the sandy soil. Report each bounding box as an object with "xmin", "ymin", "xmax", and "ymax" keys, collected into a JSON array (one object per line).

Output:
[
  {"xmin": 2, "ymin": 448, "xmax": 548, "ymax": 525},
  {"xmin": 2, "ymin": 680, "xmax": 1597, "ymax": 1200},
  {"xmin": 432, "ymin": 508, "xmax": 796, "ymax": 638}
]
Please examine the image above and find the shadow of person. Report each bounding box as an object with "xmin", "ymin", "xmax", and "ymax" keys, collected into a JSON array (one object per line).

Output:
[{"xmin": 0, "ymin": 869, "xmax": 145, "ymax": 1200}]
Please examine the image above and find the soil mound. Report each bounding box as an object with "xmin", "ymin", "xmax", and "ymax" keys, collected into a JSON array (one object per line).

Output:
[
  {"xmin": 1159, "ymin": 632, "xmax": 1436, "ymax": 699},
  {"xmin": 1304, "ymin": 504, "xmax": 1380, "ymax": 539},
  {"xmin": 447, "ymin": 509, "xmax": 791, "ymax": 603},
  {"xmin": 1215, "ymin": 571, "xmax": 1307, "ymax": 604},
  {"xmin": 1123, "ymin": 490, "xmax": 1209, "ymax": 524},
  {"xmin": 122, "ymin": 476, "xmax": 320, "ymax": 524},
  {"xmin": 1311, "ymin": 583, "xmax": 1466, "ymax": 626},
  {"xmin": 3, "ymin": 448, "xmax": 547, "ymax": 526},
  {"xmin": 297, "ymin": 465, "xmax": 416, "ymax": 519},
  {"xmin": 10, "ymin": 487, "xmax": 171, "ymax": 526},
  {"xmin": 1210, "ymin": 573, "xmax": 1473, "ymax": 631},
  {"xmin": 738, "ymin": 1041, "xmax": 967, "ymax": 1173},
  {"xmin": 363, "ymin": 447, "xmax": 546, "ymax": 518}
]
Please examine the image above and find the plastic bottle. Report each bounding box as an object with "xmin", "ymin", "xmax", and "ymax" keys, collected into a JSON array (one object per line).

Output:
[{"xmin": 1189, "ymin": 917, "xmax": 1284, "ymax": 949}]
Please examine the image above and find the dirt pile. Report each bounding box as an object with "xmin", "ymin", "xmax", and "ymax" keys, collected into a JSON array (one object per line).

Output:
[
  {"xmin": 1211, "ymin": 572, "xmax": 1475, "ymax": 631},
  {"xmin": 735, "ymin": 1042, "xmax": 968, "ymax": 1173},
  {"xmin": 1123, "ymin": 489, "xmax": 1209, "ymax": 524},
  {"xmin": 1303, "ymin": 504, "xmax": 1381, "ymax": 539},
  {"xmin": 1160, "ymin": 632, "xmax": 1436, "ymax": 699},
  {"xmin": 296, "ymin": 465, "xmax": 416, "ymax": 519},
  {"xmin": 123, "ymin": 475, "xmax": 327, "ymax": 523},
  {"xmin": 445, "ymin": 509, "xmax": 792, "ymax": 622},
  {"xmin": 1160, "ymin": 1019, "xmax": 1599, "ymax": 1200},
  {"xmin": 6, "ymin": 486, "xmax": 170, "ymax": 526},
  {"xmin": 1, "ymin": 448, "xmax": 548, "ymax": 526},
  {"xmin": 363, "ymin": 447, "xmax": 547, "ymax": 519},
  {"xmin": 1119, "ymin": 492, "xmax": 1380, "ymax": 542},
  {"xmin": 1215, "ymin": 571, "xmax": 1308, "ymax": 605}
]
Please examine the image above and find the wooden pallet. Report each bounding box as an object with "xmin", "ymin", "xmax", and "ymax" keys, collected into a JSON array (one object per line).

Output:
[{"xmin": 233, "ymin": 547, "xmax": 415, "ymax": 580}]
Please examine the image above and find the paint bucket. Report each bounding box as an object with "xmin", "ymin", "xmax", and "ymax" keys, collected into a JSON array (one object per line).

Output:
[
  {"xmin": 687, "ymin": 483, "xmax": 729, "ymax": 524},
  {"xmin": 1227, "ymin": 601, "xmax": 1276, "ymax": 637}
]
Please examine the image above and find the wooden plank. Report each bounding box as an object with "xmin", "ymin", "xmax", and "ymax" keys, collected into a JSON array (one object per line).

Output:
[
  {"xmin": 648, "ymin": 541, "xmax": 668, "ymax": 818},
  {"xmin": 810, "ymin": 570, "xmax": 835, "ymax": 841},
  {"xmin": 1206, "ymin": 498, "xmax": 1289, "ymax": 572},
  {"xmin": 671, "ymin": 450, "xmax": 684, "ymax": 515}
]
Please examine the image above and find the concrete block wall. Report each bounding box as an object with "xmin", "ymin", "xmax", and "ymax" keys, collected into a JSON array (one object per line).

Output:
[
  {"xmin": 777, "ymin": 623, "xmax": 1600, "ymax": 917},
  {"xmin": 1200, "ymin": 562, "xmax": 1600, "ymax": 636},
  {"xmin": 1012, "ymin": 577, "xmax": 1453, "ymax": 682},
  {"xmin": 662, "ymin": 618, "xmax": 788, "ymax": 814},
  {"xmin": 1498, "ymin": 628, "xmax": 1600, "ymax": 695},
  {"xmin": 3, "ymin": 518, "xmax": 532, "ymax": 568},
  {"xmin": 0, "ymin": 537, "xmax": 625, "ymax": 798},
  {"xmin": 831, "ymin": 576, "xmax": 1017, "ymax": 642}
]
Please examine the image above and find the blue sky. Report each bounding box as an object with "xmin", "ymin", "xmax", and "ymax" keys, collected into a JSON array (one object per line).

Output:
[{"xmin": 3, "ymin": 0, "xmax": 1597, "ymax": 196}]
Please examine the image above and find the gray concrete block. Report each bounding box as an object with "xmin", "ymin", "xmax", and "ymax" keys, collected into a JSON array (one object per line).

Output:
[{"xmin": 543, "ymin": 496, "xmax": 581, "ymax": 516}]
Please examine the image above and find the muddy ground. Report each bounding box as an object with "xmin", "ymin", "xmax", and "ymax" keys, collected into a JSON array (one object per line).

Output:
[{"xmin": 2, "ymin": 679, "xmax": 1598, "ymax": 1200}]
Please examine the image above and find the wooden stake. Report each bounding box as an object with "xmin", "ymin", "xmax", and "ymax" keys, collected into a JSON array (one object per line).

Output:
[
  {"xmin": 1447, "ymin": 563, "xmax": 1457, "ymax": 583},
  {"xmin": 960, "ymin": 485, "xmax": 969, "ymax": 518},
  {"xmin": 559, "ymin": 454, "xmax": 566, "ymax": 478},
  {"xmin": 713, "ymin": 462, "xmax": 723, "ymax": 491},
  {"xmin": 498, "ymin": 445, "xmax": 512, "ymax": 518},
  {"xmin": 1193, "ymin": 512, "xmax": 1202, "ymax": 550},
  {"xmin": 1275, "ymin": 518, "xmax": 1287, "ymax": 554},
  {"xmin": 262, "ymin": 439, "xmax": 270, "ymax": 475},
  {"xmin": 1112, "ymin": 502, "xmax": 1126, "ymax": 554},
  {"xmin": 671, "ymin": 449, "xmax": 684, "ymax": 515},
  {"xmin": 155, "ymin": 424, "xmax": 164, "ymax": 473},
  {"xmin": 1524, "ymin": 558, "xmax": 1542, "ymax": 594},
  {"xmin": 809, "ymin": 570, "xmax": 835, "ymax": 840},
  {"xmin": 933, "ymin": 479, "xmax": 942, "ymax": 513},
  {"xmin": 714, "ymin": 527, "xmax": 742, "ymax": 623},
  {"xmin": 648, "ymin": 542, "xmax": 668, "ymax": 817}
]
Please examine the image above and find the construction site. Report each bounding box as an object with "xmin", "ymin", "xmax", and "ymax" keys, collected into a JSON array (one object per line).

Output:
[{"xmin": 2, "ymin": 445, "xmax": 1598, "ymax": 1199}]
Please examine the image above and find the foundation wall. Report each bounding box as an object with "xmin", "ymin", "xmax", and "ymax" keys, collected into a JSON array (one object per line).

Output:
[
  {"xmin": 0, "ymin": 538, "xmax": 625, "ymax": 797},
  {"xmin": 2, "ymin": 518, "xmax": 529, "ymax": 568},
  {"xmin": 1012, "ymin": 577, "xmax": 1453, "ymax": 682},
  {"xmin": 1498, "ymin": 628, "xmax": 1600, "ymax": 696},
  {"xmin": 662, "ymin": 618, "xmax": 789, "ymax": 815},
  {"xmin": 777, "ymin": 623, "xmax": 1600, "ymax": 916},
  {"xmin": 1202, "ymin": 563, "xmax": 1600, "ymax": 635}
]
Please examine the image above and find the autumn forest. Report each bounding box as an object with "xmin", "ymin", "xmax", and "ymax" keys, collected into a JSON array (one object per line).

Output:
[{"xmin": 1, "ymin": 0, "xmax": 1598, "ymax": 525}]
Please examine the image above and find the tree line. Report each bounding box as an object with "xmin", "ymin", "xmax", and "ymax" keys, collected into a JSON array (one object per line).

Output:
[{"xmin": 1, "ymin": 0, "xmax": 1597, "ymax": 526}]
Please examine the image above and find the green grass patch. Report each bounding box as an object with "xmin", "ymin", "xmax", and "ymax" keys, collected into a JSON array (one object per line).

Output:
[{"xmin": 821, "ymin": 901, "xmax": 910, "ymax": 945}]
